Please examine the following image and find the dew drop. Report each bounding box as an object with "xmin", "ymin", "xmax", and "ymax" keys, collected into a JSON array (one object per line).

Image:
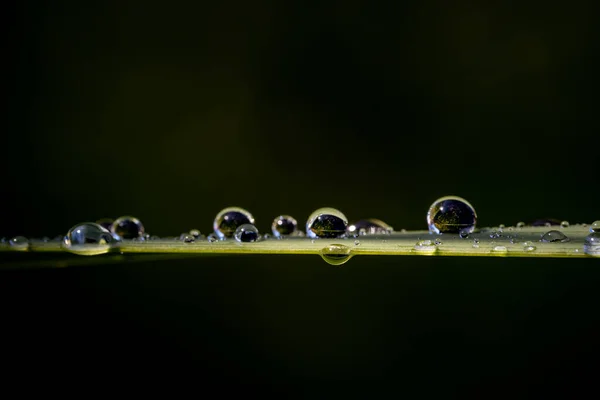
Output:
[
  {"xmin": 234, "ymin": 224, "xmax": 259, "ymax": 243},
  {"xmin": 516, "ymin": 222, "xmax": 525, "ymax": 228},
  {"xmin": 111, "ymin": 216, "xmax": 144, "ymax": 239},
  {"xmin": 434, "ymin": 238, "xmax": 443, "ymax": 246},
  {"xmin": 584, "ymin": 233, "xmax": 600, "ymax": 256},
  {"xmin": 189, "ymin": 229, "xmax": 201, "ymax": 239},
  {"xmin": 320, "ymin": 244, "xmax": 352, "ymax": 266},
  {"xmin": 347, "ymin": 218, "xmax": 393, "ymax": 236},
  {"xmin": 493, "ymin": 245, "xmax": 508, "ymax": 252},
  {"xmin": 590, "ymin": 221, "xmax": 600, "ymax": 233},
  {"xmin": 271, "ymin": 215, "xmax": 298, "ymax": 238},
  {"xmin": 354, "ymin": 240, "xmax": 360, "ymax": 246},
  {"xmin": 207, "ymin": 233, "xmax": 219, "ymax": 243},
  {"xmin": 540, "ymin": 230, "xmax": 570, "ymax": 243},
  {"xmin": 499, "ymin": 224, "xmax": 506, "ymax": 229},
  {"xmin": 306, "ymin": 207, "xmax": 348, "ymax": 239},
  {"xmin": 213, "ymin": 207, "xmax": 254, "ymax": 239},
  {"xmin": 62, "ymin": 223, "xmax": 118, "ymax": 256},
  {"xmin": 181, "ymin": 234, "xmax": 195, "ymax": 243},
  {"xmin": 560, "ymin": 221, "xmax": 570, "ymax": 228},
  {"xmin": 472, "ymin": 238, "xmax": 480, "ymax": 248},
  {"xmin": 414, "ymin": 239, "xmax": 437, "ymax": 252},
  {"xmin": 9, "ymin": 236, "xmax": 29, "ymax": 251},
  {"xmin": 427, "ymin": 195, "xmax": 477, "ymax": 234},
  {"xmin": 459, "ymin": 231, "xmax": 470, "ymax": 239}
]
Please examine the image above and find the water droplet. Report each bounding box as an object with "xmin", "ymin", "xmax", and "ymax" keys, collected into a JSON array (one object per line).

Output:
[
  {"xmin": 516, "ymin": 222, "xmax": 525, "ymax": 228},
  {"xmin": 524, "ymin": 244, "xmax": 537, "ymax": 252},
  {"xmin": 472, "ymin": 238, "xmax": 480, "ymax": 248},
  {"xmin": 434, "ymin": 238, "xmax": 443, "ymax": 246},
  {"xmin": 427, "ymin": 196, "xmax": 477, "ymax": 234},
  {"xmin": 459, "ymin": 231, "xmax": 470, "ymax": 239},
  {"xmin": 96, "ymin": 218, "xmax": 114, "ymax": 231},
  {"xmin": 189, "ymin": 229, "xmax": 201, "ymax": 239},
  {"xmin": 207, "ymin": 233, "xmax": 219, "ymax": 243},
  {"xmin": 489, "ymin": 231, "xmax": 501, "ymax": 239},
  {"xmin": 234, "ymin": 224, "xmax": 259, "ymax": 243},
  {"xmin": 111, "ymin": 216, "xmax": 144, "ymax": 239},
  {"xmin": 560, "ymin": 221, "xmax": 570, "ymax": 228},
  {"xmin": 493, "ymin": 246, "xmax": 507, "ymax": 252},
  {"xmin": 213, "ymin": 207, "xmax": 254, "ymax": 239},
  {"xmin": 590, "ymin": 221, "xmax": 600, "ymax": 233},
  {"xmin": 181, "ymin": 234, "xmax": 195, "ymax": 243},
  {"xmin": 531, "ymin": 218, "xmax": 561, "ymax": 227},
  {"xmin": 262, "ymin": 233, "xmax": 271, "ymax": 240},
  {"xmin": 414, "ymin": 239, "xmax": 436, "ymax": 252},
  {"xmin": 320, "ymin": 244, "xmax": 352, "ymax": 266},
  {"xmin": 347, "ymin": 218, "xmax": 393, "ymax": 236},
  {"xmin": 499, "ymin": 224, "xmax": 506, "ymax": 229},
  {"xmin": 271, "ymin": 215, "xmax": 298, "ymax": 238},
  {"xmin": 584, "ymin": 233, "xmax": 600, "ymax": 256},
  {"xmin": 62, "ymin": 223, "xmax": 118, "ymax": 256},
  {"xmin": 540, "ymin": 230, "xmax": 570, "ymax": 243},
  {"xmin": 354, "ymin": 240, "xmax": 360, "ymax": 246},
  {"xmin": 306, "ymin": 207, "xmax": 348, "ymax": 239},
  {"xmin": 9, "ymin": 236, "xmax": 29, "ymax": 251}
]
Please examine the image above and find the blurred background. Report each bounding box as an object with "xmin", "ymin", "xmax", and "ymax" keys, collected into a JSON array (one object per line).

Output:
[{"xmin": 3, "ymin": 0, "xmax": 598, "ymax": 393}]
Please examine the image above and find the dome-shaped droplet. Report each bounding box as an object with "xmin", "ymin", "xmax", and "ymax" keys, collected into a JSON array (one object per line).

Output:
[
  {"xmin": 320, "ymin": 244, "xmax": 352, "ymax": 266},
  {"xmin": 189, "ymin": 229, "xmax": 201, "ymax": 239},
  {"xmin": 584, "ymin": 233, "xmax": 600, "ymax": 256},
  {"xmin": 306, "ymin": 207, "xmax": 348, "ymax": 239},
  {"xmin": 111, "ymin": 216, "xmax": 144, "ymax": 239},
  {"xmin": 181, "ymin": 234, "xmax": 195, "ymax": 243},
  {"xmin": 427, "ymin": 196, "xmax": 477, "ymax": 234},
  {"xmin": 234, "ymin": 224, "xmax": 259, "ymax": 243},
  {"xmin": 540, "ymin": 230, "xmax": 570, "ymax": 243},
  {"xmin": 560, "ymin": 221, "xmax": 570, "ymax": 228},
  {"xmin": 347, "ymin": 218, "xmax": 393, "ymax": 236},
  {"xmin": 9, "ymin": 236, "xmax": 29, "ymax": 251},
  {"xmin": 96, "ymin": 218, "xmax": 114, "ymax": 231},
  {"xmin": 271, "ymin": 215, "xmax": 298, "ymax": 238},
  {"xmin": 516, "ymin": 222, "xmax": 525, "ymax": 228},
  {"xmin": 590, "ymin": 221, "xmax": 600, "ymax": 233},
  {"xmin": 213, "ymin": 207, "xmax": 254, "ymax": 239},
  {"xmin": 414, "ymin": 239, "xmax": 437, "ymax": 252},
  {"xmin": 207, "ymin": 233, "xmax": 219, "ymax": 242},
  {"xmin": 63, "ymin": 222, "xmax": 118, "ymax": 256}
]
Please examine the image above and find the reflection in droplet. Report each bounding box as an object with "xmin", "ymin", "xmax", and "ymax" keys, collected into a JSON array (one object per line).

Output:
[
  {"xmin": 213, "ymin": 207, "xmax": 254, "ymax": 239},
  {"xmin": 306, "ymin": 207, "xmax": 348, "ymax": 239},
  {"xmin": 63, "ymin": 222, "xmax": 118, "ymax": 256},
  {"xmin": 320, "ymin": 244, "xmax": 352, "ymax": 266},
  {"xmin": 111, "ymin": 216, "xmax": 145, "ymax": 239},
  {"xmin": 234, "ymin": 224, "xmax": 259, "ymax": 243},
  {"xmin": 427, "ymin": 196, "xmax": 477, "ymax": 234},
  {"xmin": 347, "ymin": 218, "xmax": 393, "ymax": 236},
  {"xmin": 540, "ymin": 230, "xmax": 570, "ymax": 243},
  {"xmin": 272, "ymin": 215, "xmax": 298, "ymax": 238}
]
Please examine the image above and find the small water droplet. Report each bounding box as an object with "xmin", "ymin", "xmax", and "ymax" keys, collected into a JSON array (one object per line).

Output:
[
  {"xmin": 516, "ymin": 222, "xmax": 526, "ymax": 228},
  {"xmin": 414, "ymin": 239, "xmax": 437, "ymax": 252},
  {"xmin": 584, "ymin": 233, "xmax": 600, "ymax": 256},
  {"xmin": 320, "ymin": 244, "xmax": 352, "ymax": 266},
  {"xmin": 111, "ymin": 216, "xmax": 144, "ymax": 239},
  {"xmin": 189, "ymin": 229, "xmax": 201, "ymax": 239},
  {"xmin": 306, "ymin": 207, "xmax": 348, "ymax": 239},
  {"xmin": 354, "ymin": 240, "xmax": 360, "ymax": 246},
  {"xmin": 213, "ymin": 207, "xmax": 254, "ymax": 239},
  {"xmin": 560, "ymin": 221, "xmax": 570, "ymax": 228},
  {"xmin": 272, "ymin": 215, "xmax": 298, "ymax": 238},
  {"xmin": 472, "ymin": 238, "xmax": 480, "ymax": 248},
  {"xmin": 493, "ymin": 245, "xmax": 507, "ymax": 252},
  {"xmin": 181, "ymin": 234, "xmax": 195, "ymax": 243},
  {"xmin": 590, "ymin": 221, "xmax": 600, "ymax": 233},
  {"xmin": 427, "ymin": 195, "xmax": 477, "ymax": 234},
  {"xmin": 540, "ymin": 230, "xmax": 570, "ymax": 243},
  {"xmin": 523, "ymin": 241, "xmax": 537, "ymax": 252},
  {"xmin": 207, "ymin": 233, "xmax": 219, "ymax": 242},
  {"xmin": 459, "ymin": 231, "xmax": 470, "ymax": 239},
  {"xmin": 262, "ymin": 233, "xmax": 271, "ymax": 240},
  {"xmin": 9, "ymin": 236, "xmax": 29, "ymax": 251},
  {"xmin": 347, "ymin": 218, "xmax": 393, "ymax": 236},
  {"xmin": 499, "ymin": 224, "xmax": 506, "ymax": 229},
  {"xmin": 234, "ymin": 224, "xmax": 259, "ymax": 243},
  {"xmin": 62, "ymin": 223, "xmax": 118, "ymax": 255},
  {"xmin": 434, "ymin": 238, "xmax": 443, "ymax": 246}
]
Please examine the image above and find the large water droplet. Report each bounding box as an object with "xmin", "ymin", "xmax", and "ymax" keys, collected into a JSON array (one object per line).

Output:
[
  {"xmin": 9, "ymin": 236, "xmax": 29, "ymax": 251},
  {"xmin": 63, "ymin": 222, "xmax": 118, "ymax": 256},
  {"xmin": 590, "ymin": 221, "xmax": 600, "ymax": 233},
  {"xmin": 540, "ymin": 230, "xmax": 570, "ymax": 243},
  {"xmin": 234, "ymin": 224, "xmax": 259, "ymax": 243},
  {"xmin": 213, "ymin": 207, "xmax": 254, "ymax": 239},
  {"xmin": 320, "ymin": 244, "xmax": 352, "ymax": 266},
  {"xmin": 306, "ymin": 207, "xmax": 348, "ymax": 239},
  {"xmin": 584, "ymin": 233, "xmax": 600, "ymax": 256},
  {"xmin": 427, "ymin": 196, "xmax": 477, "ymax": 234},
  {"xmin": 111, "ymin": 216, "xmax": 144, "ymax": 239},
  {"xmin": 271, "ymin": 215, "xmax": 298, "ymax": 238},
  {"xmin": 347, "ymin": 218, "xmax": 393, "ymax": 236}
]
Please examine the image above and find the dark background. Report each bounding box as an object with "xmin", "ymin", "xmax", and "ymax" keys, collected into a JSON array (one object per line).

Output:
[{"xmin": 3, "ymin": 0, "xmax": 599, "ymax": 394}]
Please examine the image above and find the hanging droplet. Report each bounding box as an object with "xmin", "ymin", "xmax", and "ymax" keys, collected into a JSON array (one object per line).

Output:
[
  {"xmin": 540, "ymin": 230, "xmax": 570, "ymax": 243},
  {"xmin": 189, "ymin": 229, "xmax": 201, "ymax": 239},
  {"xmin": 271, "ymin": 215, "xmax": 298, "ymax": 238},
  {"xmin": 213, "ymin": 207, "xmax": 254, "ymax": 239},
  {"xmin": 9, "ymin": 236, "xmax": 29, "ymax": 251},
  {"xmin": 306, "ymin": 207, "xmax": 348, "ymax": 239},
  {"xmin": 583, "ymin": 233, "xmax": 600, "ymax": 256},
  {"xmin": 96, "ymin": 218, "xmax": 114, "ymax": 231},
  {"xmin": 427, "ymin": 195, "xmax": 477, "ymax": 234},
  {"xmin": 320, "ymin": 244, "xmax": 352, "ymax": 266},
  {"xmin": 63, "ymin": 222, "xmax": 118, "ymax": 256},
  {"xmin": 234, "ymin": 224, "xmax": 259, "ymax": 243},
  {"xmin": 347, "ymin": 218, "xmax": 393, "ymax": 236},
  {"xmin": 590, "ymin": 221, "xmax": 600, "ymax": 233},
  {"xmin": 111, "ymin": 216, "xmax": 144, "ymax": 239},
  {"xmin": 560, "ymin": 221, "xmax": 570, "ymax": 228}
]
